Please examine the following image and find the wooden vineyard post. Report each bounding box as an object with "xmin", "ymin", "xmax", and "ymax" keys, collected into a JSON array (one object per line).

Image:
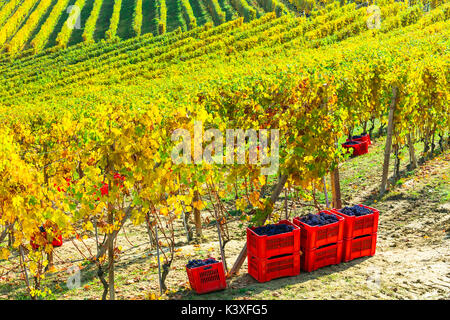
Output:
[
  {"xmin": 380, "ymin": 86, "xmax": 398, "ymax": 196},
  {"xmin": 228, "ymin": 174, "xmax": 288, "ymax": 278},
  {"xmin": 330, "ymin": 167, "xmax": 342, "ymax": 209}
]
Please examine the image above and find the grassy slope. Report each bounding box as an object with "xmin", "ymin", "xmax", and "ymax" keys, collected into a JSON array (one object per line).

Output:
[{"xmin": 117, "ymin": 0, "xmax": 137, "ymax": 39}]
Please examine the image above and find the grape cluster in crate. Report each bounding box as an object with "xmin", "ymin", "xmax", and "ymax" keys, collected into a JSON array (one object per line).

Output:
[
  {"xmin": 185, "ymin": 204, "xmax": 379, "ymax": 293},
  {"xmin": 185, "ymin": 257, "xmax": 227, "ymax": 294},
  {"xmin": 247, "ymin": 220, "xmax": 301, "ymax": 282}
]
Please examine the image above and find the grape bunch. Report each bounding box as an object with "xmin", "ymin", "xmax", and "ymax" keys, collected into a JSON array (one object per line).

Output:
[
  {"xmin": 352, "ymin": 133, "xmax": 368, "ymax": 139},
  {"xmin": 339, "ymin": 205, "xmax": 372, "ymax": 216},
  {"xmin": 299, "ymin": 212, "xmax": 339, "ymax": 226},
  {"xmin": 252, "ymin": 223, "xmax": 294, "ymax": 236},
  {"xmin": 186, "ymin": 258, "xmax": 218, "ymax": 269}
]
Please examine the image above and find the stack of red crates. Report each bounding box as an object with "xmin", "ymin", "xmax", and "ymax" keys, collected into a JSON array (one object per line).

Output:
[
  {"xmin": 330, "ymin": 205, "xmax": 379, "ymax": 262},
  {"xmin": 342, "ymin": 140, "xmax": 369, "ymax": 157},
  {"xmin": 247, "ymin": 220, "xmax": 301, "ymax": 282},
  {"xmin": 186, "ymin": 259, "xmax": 227, "ymax": 294},
  {"xmin": 293, "ymin": 211, "xmax": 344, "ymax": 272}
]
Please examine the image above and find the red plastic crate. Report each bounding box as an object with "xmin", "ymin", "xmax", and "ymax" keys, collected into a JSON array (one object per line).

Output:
[
  {"xmin": 186, "ymin": 259, "xmax": 227, "ymax": 294},
  {"xmin": 293, "ymin": 211, "xmax": 344, "ymax": 250},
  {"xmin": 247, "ymin": 220, "xmax": 300, "ymax": 259},
  {"xmin": 301, "ymin": 241, "xmax": 343, "ymax": 272},
  {"xmin": 342, "ymin": 140, "xmax": 368, "ymax": 156},
  {"xmin": 330, "ymin": 205, "xmax": 379, "ymax": 239},
  {"xmin": 30, "ymin": 234, "xmax": 63, "ymax": 250},
  {"xmin": 342, "ymin": 233, "xmax": 377, "ymax": 262},
  {"xmin": 346, "ymin": 133, "xmax": 371, "ymax": 146},
  {"xmin": 248, "ymin": 252, "xmax": 300, "ymax": 283}
]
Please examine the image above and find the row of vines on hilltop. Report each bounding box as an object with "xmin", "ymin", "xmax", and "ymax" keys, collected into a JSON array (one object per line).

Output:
[
  {"xmin": 181, "ymin": 0, "xmax": 198, "ymax": 29},
  {"xmin": 133, "ymin": 0, "xmax": 144, "ymax": 36},
  {"xmin": 106, "ymin": 0, "xmax": 123, "ymax": 39},
  {"xmin": 257, "ymin": 0, "xmax": 288, "ymax": 17},
  {"xmin": 0, "ymin": 0, "xmax": 431, "ymax": 99},
  {"xmin": 0, "ymin": 1, "xmax": 448, "ymax": 300},
  {"xmin": 205, "ymin": 0, "xmax": 227, "ymax": 25},
  {"xmin": 1, "ymin": 0, "xmax": 443, "ymax": 55},
  {"xmin": 231, "ymin": 0, "xmax": 257, "ymax": 21},
  {"xmin": 0, "ymin": 0, "xmax": 362, "ymax": 56},
  {"xmin": 56, "ymin": 0, "xmax": 88, "ymax": 48},
  {"xmin": 30, "ymin": 0, "xmax": 72, "ymax": 52}
]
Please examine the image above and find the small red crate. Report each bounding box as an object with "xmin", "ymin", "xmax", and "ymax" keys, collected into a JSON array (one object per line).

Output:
[
  {"xmin": 330, "ymin": 205, "xmax": 379, "ymax": 239},
  {"xmin": 248, "ymin": 252, "xmax": 300, "ymax": 283},
  {"xmin": 30, "ymin": 234, "xmax": 63, "ymax": 250},
  {"xmin": 342, "ymin": 140, "xmax": 368, "ymax": 156},
  {"xmin": 342, "ymin": 233, "xmax": 377, "ymax": 262},
  {"xmin": 347, "ymin": 133, "xmax": 371, "ymax": 146},
  {"xmin": 293, "ymin": 211, "xmax": 344, "ymax": 250},
  {"xmin": 186, "ymin": 259, "xmax": 227, "ymax": 294},
  {"xmin": 301, "ymin": 241, "xmax": 343, "ymax": 272},
  {"xmin": 247, "ymin": 220, "xmax": 300, "ymax": 259}
]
